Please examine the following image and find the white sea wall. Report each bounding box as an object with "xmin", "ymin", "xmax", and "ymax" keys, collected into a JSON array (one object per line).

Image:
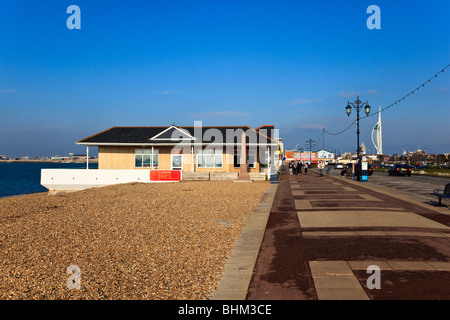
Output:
[{"xmin": 41, "ymin": 169, "xmax": 155, "ymax": 193}]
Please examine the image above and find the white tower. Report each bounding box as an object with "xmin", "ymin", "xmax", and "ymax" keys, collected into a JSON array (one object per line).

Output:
[{"xmin": 371, "ymin": 107, "xmax": 383, "ymax": 155}]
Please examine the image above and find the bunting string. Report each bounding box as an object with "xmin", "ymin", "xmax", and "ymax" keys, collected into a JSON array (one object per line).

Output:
[
  {"xmin": 323, "ymin": 64, "xmax": 449, "ymax": 136},
  {"xmin": 324, "ymin": 120, "xmax": 356, "ymax": 136},
  {"xmin": 361, "ymin": 64, "xmax": 449, "ymax": 119}
]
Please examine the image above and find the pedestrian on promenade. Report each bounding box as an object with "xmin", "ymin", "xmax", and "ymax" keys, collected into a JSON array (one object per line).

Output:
[
  {"xmin": 293, "ymin": 160, "xmax": 298, "ymax": 175},
  {"xmin": 318, "ymin": 161, "xmax": 325, "ymax": 177},
  {"xmin": 298, "ymin": 160, "xmax": 303, "ymax": 175},
  {"xmin": 305, "ymin": 162, "xmax": 308, "ymax": 175},
  {"xmin": 289, "ymin": 161, "xmax": 293, "ymax": 175}
]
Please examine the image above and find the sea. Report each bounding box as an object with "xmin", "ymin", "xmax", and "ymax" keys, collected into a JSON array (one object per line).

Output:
[{"xmin": 0, "ymin": 162, "xmax": 98, "ymax": 198}]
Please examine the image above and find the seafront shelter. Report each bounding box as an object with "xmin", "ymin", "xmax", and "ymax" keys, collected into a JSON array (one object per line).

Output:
[
  {"xmin": 76, "ymin": 124, "xmax": 279, "ymax": 175},
  {"xmin": 41, "ymin": 124, "xmax": 280, "ymax": 192}
]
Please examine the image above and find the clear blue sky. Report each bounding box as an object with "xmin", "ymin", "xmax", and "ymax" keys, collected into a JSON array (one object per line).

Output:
[{"xmin": 0, "ymin": 0, "xmax": 449, "ymax": 157}]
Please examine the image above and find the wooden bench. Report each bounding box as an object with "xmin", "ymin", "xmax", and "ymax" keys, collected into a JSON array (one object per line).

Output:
[{"xmin": 433, "ymin": 183, "xmax": 450, "ymax": 205}]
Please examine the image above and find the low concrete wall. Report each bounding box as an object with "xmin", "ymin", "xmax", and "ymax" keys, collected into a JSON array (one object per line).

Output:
[
  {"xmin": 210, "ymin": 172, "xmax": 239, "ymax": 180},
  {"xmin": 185, "ymin": 172, "xmax": 267, "ymax": 181},
  {"xmin": 183, "ymin": 172, "xmax": 267, "ymax": 181},
  {"xmin": 183, "ymin": 172, "xmax": 210, "ymax": 181},
  {"xmin": 249, "ymin": 173, "xmax": 267, "ymax": 181}
]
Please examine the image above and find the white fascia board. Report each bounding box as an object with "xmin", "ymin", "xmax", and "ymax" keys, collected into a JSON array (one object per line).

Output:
[
  {"xmin": 149, "ymin": 125, "xmax": 196, "ymax": 140},
  {"xmin": 77, "ymin": 142, "xmax": 279, "ymax": 147}
]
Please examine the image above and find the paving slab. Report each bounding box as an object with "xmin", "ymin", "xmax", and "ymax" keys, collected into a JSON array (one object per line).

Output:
[
  {"xmin": 298, "ymin": 207, "xmax": 405, "ymax": 211},
  {"xmin": 387, "ymin": 261, "xmax": 436, "ymax": 271},
  {"xmin": 347, "ymin": 261, "xmax": 393, "ymax": 270},
  {"xmin": 309, "ymin": 260, "xmax": 353, "ymax": 276},
  {"xmin": 297, "ymin": 210, "xmax": 450, "ymax": 229},
  {"xmin": 294, "ymin": 199, "xmax": 313, "ymax": 210},
  {"xmin": 309, "ymin": 261, "xmax": 369, "ymax": 300},
  {"xmin": 315, "ymin": 288, "xmax": 370, "ymax": 300},
  {"xmin": 292, "ymin": 190, "xmax": 305, "ymax": 196},
  {"xmin": 355, "ymin": 231, "xmax": 389, "ymax": 236},
  {"xmin": 359, "ymin": 194, "xmax": 382, "ymax": 201},
  {"xmin": 427, "ymin": 262, "xmax": 450, "ymax": 270}
]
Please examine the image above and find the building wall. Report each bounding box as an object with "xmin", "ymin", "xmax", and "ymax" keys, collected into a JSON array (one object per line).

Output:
[
  {"xmin": 98, "ymin": 146, "xmax": 262, "ymax": 172},
  {"xmin": 98, "ymin": 146, "xmax": 134, "ymax": 169}
]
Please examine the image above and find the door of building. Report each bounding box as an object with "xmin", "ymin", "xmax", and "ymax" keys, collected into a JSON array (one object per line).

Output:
[{"xmin": 171, "ymin": 154, "xmax": 183, "ymax": 170}]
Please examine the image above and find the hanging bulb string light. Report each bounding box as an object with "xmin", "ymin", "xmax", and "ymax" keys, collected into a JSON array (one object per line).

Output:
[
  {"xmin": 324, "ymin": 120, "xmax": 356, "ymax": 135},
  {"xmin": 323, "ymin": 64, "xmax": 449, "ymax": 137},
  {"xmin": 361, "ymin": 64, "xmax": 449, "ymax": 119}
]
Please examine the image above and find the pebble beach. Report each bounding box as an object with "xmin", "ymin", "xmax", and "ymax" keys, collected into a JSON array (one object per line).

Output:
[{"xmin": 0, "ymin": 180, "xmax": 269, "ymax": 299}]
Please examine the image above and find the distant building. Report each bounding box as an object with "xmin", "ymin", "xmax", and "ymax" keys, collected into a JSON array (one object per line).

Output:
[
  {"xmin": 284, "ymin": 150, "xmax": 319, "ymax": 164},
  {"xmin": 317, "ymin": 149, "xmax": 335, "ymax": 162}
]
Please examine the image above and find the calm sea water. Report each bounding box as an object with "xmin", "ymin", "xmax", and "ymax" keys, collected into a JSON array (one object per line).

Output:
[{"xmin": 0, "ymin": 162, "xmax": 98, "ymax": 198}]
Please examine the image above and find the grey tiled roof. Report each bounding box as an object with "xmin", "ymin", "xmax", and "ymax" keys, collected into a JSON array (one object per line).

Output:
[{"xmin": 77, "ymin": 125, "xmax": 276, "ymax": 145}]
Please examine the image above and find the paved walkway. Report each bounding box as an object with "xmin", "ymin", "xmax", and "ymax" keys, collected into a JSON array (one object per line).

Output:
[{"xmin": 212, "ymin": 168, "xmax": 450, "ymax": 300}]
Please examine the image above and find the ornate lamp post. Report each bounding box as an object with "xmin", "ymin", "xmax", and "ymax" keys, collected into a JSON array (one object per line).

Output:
[
  {"xmin": 306, "ymin": 138, "xmax": 315, "ymax": 166},
  {"xmin": 346, "ymin": 96, "xmax": 370, "ymax": 180}
]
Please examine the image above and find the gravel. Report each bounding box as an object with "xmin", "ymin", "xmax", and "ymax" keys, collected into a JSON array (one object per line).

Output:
[{"xmin": 0, "ymin": 180, "xmax": 269, "ymax": 299}]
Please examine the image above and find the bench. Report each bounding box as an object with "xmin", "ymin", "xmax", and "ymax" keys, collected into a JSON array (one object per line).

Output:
[{"xmin": 432, "ymin": 183, "xmax": 450, "ymax": 205}]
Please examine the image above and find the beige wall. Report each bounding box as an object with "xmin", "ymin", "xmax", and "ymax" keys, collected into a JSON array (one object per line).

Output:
[
  {"xmin": 98, "ymin": 146, "xmax": 134, "ymax": 169},
  {"xmin": 98, "ymin": 146, "xmax": 261, "ymax": 173}
]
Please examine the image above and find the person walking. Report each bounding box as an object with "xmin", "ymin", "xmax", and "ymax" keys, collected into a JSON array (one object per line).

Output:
[
  {"xmin": 289, "ymin": 161, "xmax": 293, "ymax": 175},
  {"xmin": 305, "ymin": 162, "xmax": 308, "ymax": 175},
  {"xmin": 293, "ymin": 160, "xmax": 298, "ymax": 175},
  {"xmin": 298, "ymin": 160, "xmax": 303, "ymax": 175},
  {"xmin": 318, "ymin": 161, "xmax": 325, "ymax": 177}
]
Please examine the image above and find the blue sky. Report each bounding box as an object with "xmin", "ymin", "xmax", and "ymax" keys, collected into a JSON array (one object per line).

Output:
[{"xmin": 0, "ymin": 0, "xmax": 449, "ymax": 157}]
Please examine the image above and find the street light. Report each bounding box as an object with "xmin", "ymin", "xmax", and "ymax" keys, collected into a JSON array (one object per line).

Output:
[
  {"xmin": 346, "ymin": 96, "xmax": 370, "ymax": 180},
  {"xmin": 306, "ymin": 138, "xmax": 315, "ymax": 166}
]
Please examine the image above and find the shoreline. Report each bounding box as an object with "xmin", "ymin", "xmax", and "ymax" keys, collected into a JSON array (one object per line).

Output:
[{"xmin": 0, "ymin": 191, "xmax": 48, "ymax": 199}]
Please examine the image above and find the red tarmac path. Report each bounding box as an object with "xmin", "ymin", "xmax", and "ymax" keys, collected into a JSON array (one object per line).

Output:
[{"xmin": 245, "ymin": 169, "xmax": 450, "ymax": 300}]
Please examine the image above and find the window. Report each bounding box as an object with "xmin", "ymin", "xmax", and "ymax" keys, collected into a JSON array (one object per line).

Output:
[
  {"xmin": 234, "ymin": 149, "xmax": 256, "ymax": 168},
  {"xmin": 248, "ymin": 149, "xmax": 257, "ymax": 168},
  {"xmin": 135, "ymin": 149, "xmax": 159, "ymax": 168},
  {"xmin": 197, "ymin": 149, "xmax": 222, "ymax": 168},
  {"xmin": 171, "ymin": 154, "xmax": 183, "ymax": 170}
]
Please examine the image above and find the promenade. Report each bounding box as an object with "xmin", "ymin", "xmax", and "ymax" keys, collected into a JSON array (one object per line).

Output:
[{"xmin": 213, "ymin": 168, "xmax": 450, "ymax": 300}]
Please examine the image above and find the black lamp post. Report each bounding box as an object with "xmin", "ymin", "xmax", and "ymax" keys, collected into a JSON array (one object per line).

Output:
[
  {"xmin": 306, "ymin": 138, "xmax": 315, "ymax": 166},
  {"xmin": 346, "ymin": 96, "xmax": 370, "ymax": 180}
]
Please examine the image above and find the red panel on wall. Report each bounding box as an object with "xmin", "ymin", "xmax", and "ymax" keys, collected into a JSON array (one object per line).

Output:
[{"xmin": 150, "ymin": 170, "xmax": 182, "ymax": 181}]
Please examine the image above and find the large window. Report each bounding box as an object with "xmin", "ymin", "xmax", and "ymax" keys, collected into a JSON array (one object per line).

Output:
[
  {"xmin": 234, "ymin": 149, "xmax": 256, "ymax": 168},
  {"xmin": 197, "ymin": 149, "xmax": 223, "ymax": 168},
  {"xmin": 135, "ymin": 149, "xmax": 159, "ymax": 168}
]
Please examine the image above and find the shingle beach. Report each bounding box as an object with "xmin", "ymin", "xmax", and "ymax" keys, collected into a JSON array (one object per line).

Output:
[{"xmin": 0, "ymin": 181, "xmax": 269, "ymax": 299}]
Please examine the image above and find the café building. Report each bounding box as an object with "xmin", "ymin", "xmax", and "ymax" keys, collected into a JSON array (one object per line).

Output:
[{"xmin": 75, "ymin": 124, "xmax": 279, "ymax": 175}]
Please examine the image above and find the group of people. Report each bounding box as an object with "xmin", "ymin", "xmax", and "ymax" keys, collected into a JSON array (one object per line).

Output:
[
  {"xmin": 288, "ymin": 160, "xmax": 327, "ymax": 176},
  {"xmin": 288, "ymin": 160, "xmax": 308, "ymax": 175}
]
